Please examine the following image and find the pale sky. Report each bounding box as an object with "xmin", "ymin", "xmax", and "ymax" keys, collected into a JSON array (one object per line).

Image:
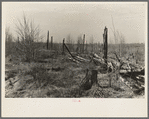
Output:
[{"xmin": 2, "ymin": 2, "xmax": 147, "ymax": 43}]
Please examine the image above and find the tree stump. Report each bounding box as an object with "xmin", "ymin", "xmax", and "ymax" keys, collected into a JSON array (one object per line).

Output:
[
  {"xmin": 80, "ymin": 69, "xmax": 98, "ymax": 90},
  {"xmin": 91, "ymin": 70, "xmax": 98, "ymax": 85}
]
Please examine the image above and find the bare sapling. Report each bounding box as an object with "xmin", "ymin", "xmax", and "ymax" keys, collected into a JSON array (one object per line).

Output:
[{"xmin": 15, "ymin": 14, "xmax": 43, "ymax": 62}]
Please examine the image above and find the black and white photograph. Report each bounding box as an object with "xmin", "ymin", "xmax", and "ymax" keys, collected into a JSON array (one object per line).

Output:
[{"xmin": 2, "ymin": 1, "xmax": 148, "ymax": 117}]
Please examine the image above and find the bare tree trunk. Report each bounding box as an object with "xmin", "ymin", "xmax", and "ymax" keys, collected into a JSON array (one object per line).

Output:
[
  {"xmin": 78, "ymin": 41, "xmax": 81, "ymax": 53},
  {"xmin": 103, "ymin": 26, "xmax": 108, "ymax": 65},
  {"xmin": 86, "ymin": 40, "xmax": 87, "ymax": 53},
  {"xmin": 47, "ymin": 31, "xmax": 49, "ymax": 50},
  {"xmin": 83, "ymin": 34, "xmax": 85, "ymax": 53},
  {"xmin": 77, "ymin": 39, "xmax": 80, "ymax": 53},
  {"xmin": 92, "ymin": 43, "xmax": 93, "ymax": 52},
  {"xmin": 51, "ymin": 36, "xmax": 53, "ymax": 50},
  {"xmin": 63, "ymin": 38, "xmax": 65, "ymax": 54},
  {"xmin": 119, "ymin": 44, "xmax": 121, "ymax": 57}
]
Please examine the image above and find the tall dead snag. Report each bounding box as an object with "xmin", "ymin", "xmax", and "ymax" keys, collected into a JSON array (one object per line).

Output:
[
  {"xmin": 83, "ymin": 34, "xmax": 85, "ymax": 53},
  {"xmin": 103, "ymin": 26, "xmax": 108, "ymax": 65},
  {"xmin": 86, "ymin": 40, "xmax": 87, "ymax": 53},
  {"xmin": 62, "ymin": 38, "xmax": 65, "ymax": 54},
  {"xmin": 77, "ymin": 38, "xmax": 80, "ymax": 53},
  {"xmin": 47, "ymin": 31, "xmax": 49, "ymax": 50},
  {"xmin": 51, "ymin": 36, "xmax": 53, "ymax": 50}
]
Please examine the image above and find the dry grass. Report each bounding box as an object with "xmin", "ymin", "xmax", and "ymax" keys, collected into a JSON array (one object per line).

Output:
[{"xmin": 5, "ymin": 44, "xmax": 145, "ymax": 98}]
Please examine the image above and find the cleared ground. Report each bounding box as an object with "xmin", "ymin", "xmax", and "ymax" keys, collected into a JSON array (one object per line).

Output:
[{"xmin": 5, "ymin": 49, "xmax": 145, "ymax": 98}]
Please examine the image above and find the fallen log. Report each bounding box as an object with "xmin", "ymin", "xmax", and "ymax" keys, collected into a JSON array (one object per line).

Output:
[
  {"xmin": 68, "ymin": 57, "xmax": 80, "ymax": 64},
  {"xmin": 64, "ymin": 43, "xmax": 90, "ymax": 63},
  {"xmin": 64, "ymin": 43, "xmax": 74, "ymax": 58},
  {"xmin": 133, "ymin": 87, "xmax": 144, "ymax": 95},
  {"xmin": 93, "ymin": 53, "xmax": 104, "ymax": 61},
  {"xmin": 52, "ymin": 67, "xmax": 64, "ymax": 71},
  {"xmin": 75, "ymin": 56, "xmax": 90, "ymax": 62},
  {"xmin": 92, "ymin": 57, "xmax": 105, "ymax": 65},
  {"xmin": 5, "ymin": 70, "xmax": 18, "ymax": 80},
  {"xmin": 91, "ymin": 53, "xmax": 114, "ymax": 71},
  {"xmin": 36, "ymin": 59, "xmax": 51, "ymax": 63}
]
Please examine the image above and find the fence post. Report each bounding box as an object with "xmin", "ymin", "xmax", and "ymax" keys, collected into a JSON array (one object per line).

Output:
[
  {"xmin": 103, "ymin": 26, "xmax": 108, "ymax": 65},
  {"xmin": 47, "ymin": 31, "xmax": 49, "ymax": 50},
  {"xmin": 51, "ymin": 36, "xmax": 53, "ymax": 50}
]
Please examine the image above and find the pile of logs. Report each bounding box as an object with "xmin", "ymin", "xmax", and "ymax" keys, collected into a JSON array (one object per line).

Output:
[{"xmin": 67, "ymin": 51, "xmax": 144, "ymax": 90}]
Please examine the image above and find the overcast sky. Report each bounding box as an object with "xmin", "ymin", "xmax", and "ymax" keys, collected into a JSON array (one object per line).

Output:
[{"xmin": 2, "ymin": 2, "xmax": 147, "ymax": 43}]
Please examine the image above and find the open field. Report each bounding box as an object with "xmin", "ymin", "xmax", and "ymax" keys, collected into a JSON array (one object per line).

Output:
[{"xmin": 5, "ymin": 43, "xmax": 145, "ymax": 98}]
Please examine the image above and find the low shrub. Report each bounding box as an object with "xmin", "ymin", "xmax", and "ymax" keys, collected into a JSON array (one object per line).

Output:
[{"xmin": 23, "ymin": 64, "xmax": 77, "ymax": 90}]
